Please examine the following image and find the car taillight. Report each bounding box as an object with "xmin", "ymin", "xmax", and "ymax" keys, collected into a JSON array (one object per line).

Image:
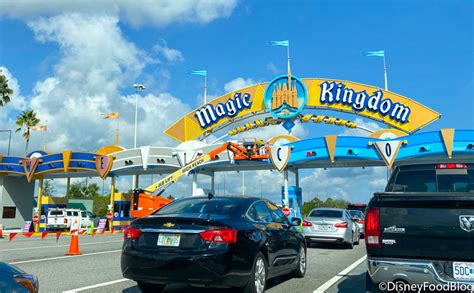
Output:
[
  {"xmin": 14, "ymin": 275, "xmax": 38, "ymax": 293},
  {"xmin": 199, "ymin": 228, "xmax": 237, "ymax": 243},
  {"xmin": 358, "ymin": 219, "xmax": 364, "ymax": 224},
  {"xmin": 365, "ymin": 208, "xmax": 380, "ymax": 247},
  {"xmin": 334, "ymin": 222, "xmax": 348, "ymax": 228},
  {"xmin": 124, "ymin": 227, "xmax": 142, "ymax": 239},
  {"xmin": 64, "ymin": 218, "xmax": 67, "ymax": 224},
  {"xmin": 302, "ymin": 220, "xmax": 313, "ymax": 227},
  {"xmin": 436, "ymin": 163, "xmax": 467, "ymax": 169}
]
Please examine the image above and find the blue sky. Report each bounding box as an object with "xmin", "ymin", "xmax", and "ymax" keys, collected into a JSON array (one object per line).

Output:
[{"xmin": 0, "ymin": 0, "xmax": 472, "ymax": 203}]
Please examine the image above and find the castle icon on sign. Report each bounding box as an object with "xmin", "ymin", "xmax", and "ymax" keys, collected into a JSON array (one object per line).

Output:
[{"xmin": 270, "ymin": 70, "xmax": 299, "ymax": 116}]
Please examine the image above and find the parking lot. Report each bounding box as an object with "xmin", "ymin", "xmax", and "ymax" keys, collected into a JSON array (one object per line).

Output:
[{"xmin": 1, "ymin": 233, "xmax": 368, "ymax": 293}]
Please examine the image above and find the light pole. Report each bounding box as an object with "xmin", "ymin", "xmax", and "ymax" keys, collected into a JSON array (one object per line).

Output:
[
  {"xmin": 132, "ymin": 84, "xmax": 145, "ymax": 149},
  {"xmin": 132, "ymin": 83, "xmax": 145, "ymax": 190},
  {"xmin": 0, "ymin": 130, "xmax": 12, "ymax": 155}
]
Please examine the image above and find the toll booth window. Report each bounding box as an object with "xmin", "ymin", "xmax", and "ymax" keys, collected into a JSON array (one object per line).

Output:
[
  {"xmin": 122, "ymin": 204, "xmax": 130, "ymax": 218},
  {"xmin": 2, "ymin": 207, "xmax": 16, "ymax": 219},
  {"xmin": 114, "ymin": 204, "xmax": 120, "ymax": 213}
]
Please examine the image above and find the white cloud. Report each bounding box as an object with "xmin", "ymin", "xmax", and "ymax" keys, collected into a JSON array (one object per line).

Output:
[
  {"xmin": 0, "ymin": 0, "xmax": 238, "ymax": 28},
  {"xmin": 153, "ymin": 40, "xmax": 184, "ymax": 64},
  {"xmin": 300, "ymin": 167, "xmax": 387, "ymax": 203},
  {"xmin": 339, "ymin": 117, "xmax": 383, "ymax": 136},
  {"xmin": 369, "ymin": 178, "xmax": 387, "ymax": 189},
  {"xmin": 0, "ymin": 67, "xmax": 29, "ymax": 154},
  {"xmin": 224, "ymin": 77, "xmax": 256, "ymax": 92},
  {"xmin": 0, "ymin": 67, "xmax": 27, "ymax": 112},
  {"xmin": 15, "ymin": 13, "xmax": 191, "ymax": 153}
]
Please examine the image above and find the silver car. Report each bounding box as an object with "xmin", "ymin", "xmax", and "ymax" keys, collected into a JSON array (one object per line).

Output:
[
  {"xmin": 302, "ymin": 208, "xmax": 360, "ymax": 248},
  {"xmin": 347, "ymin": 210, "xmax": 365, "ymax": 236}
]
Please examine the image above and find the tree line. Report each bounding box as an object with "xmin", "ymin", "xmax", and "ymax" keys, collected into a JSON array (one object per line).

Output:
[
  {"xmin": 43, "ymin": 180, "xmax": 113, "ymax": 217},
  {"xmin": 302, "ymin": 197, "xmax": 350, "ymax": 216}
]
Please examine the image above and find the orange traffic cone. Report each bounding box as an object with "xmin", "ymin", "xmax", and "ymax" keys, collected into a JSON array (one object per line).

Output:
[{"xmin": 65, "ymin": 230, "xmax": 81, "ymax": 255}]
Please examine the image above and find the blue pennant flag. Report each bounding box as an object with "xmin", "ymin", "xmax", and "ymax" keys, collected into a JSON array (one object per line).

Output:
[
  {"xmin": 271, "ymin": 40, "xmax": 289, "ymax": 47},
  {"xmin": 187, "ymin": 70, "xmax": 207, "ymax": 76},
  {"xmin": 365, "ymin": 50, "xmax": 385, "ymax": 57}
]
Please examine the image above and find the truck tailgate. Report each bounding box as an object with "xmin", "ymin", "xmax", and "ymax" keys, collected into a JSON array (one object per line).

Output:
[{"xmin": 377, "ymin": 193, "xmax": 474, "ymax": 261}]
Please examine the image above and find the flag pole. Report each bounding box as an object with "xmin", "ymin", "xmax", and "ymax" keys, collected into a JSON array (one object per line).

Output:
[
  {"xmin": 383, "ymin": 54, "xmax": 388, "ymax": 91},
  {"xmin": 204, "ymin": 73, "xmax": 207, "ymax": 104},
  {"xmin": 115, "ymin": 129, "xmax": 118, "ymax": 145},
  {"xmin": 287, "ymin": 42, "xmax": 291, "ymax": 75}
]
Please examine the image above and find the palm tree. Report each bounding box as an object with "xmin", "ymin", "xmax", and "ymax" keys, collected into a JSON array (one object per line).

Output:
[
  {"xmin": 15, "ymin": 110, "xmax": 40, "ymax": 155},
  {"xmin": 0, "ymin": 72, "xmax": 13, "ymax": 106}
]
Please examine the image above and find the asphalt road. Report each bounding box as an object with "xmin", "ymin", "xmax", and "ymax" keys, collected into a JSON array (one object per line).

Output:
[{"xmin": 0, "ymin": 233, "xmax": 368, "ymax": 293}]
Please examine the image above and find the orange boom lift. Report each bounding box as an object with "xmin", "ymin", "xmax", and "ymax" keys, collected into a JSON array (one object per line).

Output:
[{"xmin": 131, "ymin": 139, "xmax": 269, "ymax": 218}]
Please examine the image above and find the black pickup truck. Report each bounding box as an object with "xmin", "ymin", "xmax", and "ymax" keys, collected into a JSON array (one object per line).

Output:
[{"xmin": 365, "ymin": 163, "xmax": 474, "ymax": 290}]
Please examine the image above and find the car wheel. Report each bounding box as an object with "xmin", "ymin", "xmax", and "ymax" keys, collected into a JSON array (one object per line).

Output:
[
  {"xmin": 355, "ymin": 232, "xmax": 360, "ymax": 245},
  {"xmin": 137, "ymin": 281, "xmax": 166, "ymax": 293},
  {"xmin": 240, "ymin": 252, "xmax": 267, "ymax": 293},
  {"xmin": 293, "ymin": 244, "xmax": 307, "ymax": 278}
]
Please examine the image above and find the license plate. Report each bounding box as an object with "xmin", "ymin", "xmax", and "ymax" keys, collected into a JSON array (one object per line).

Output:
[
  {"xmin": 157, "ymin": 234, "xmax": 180, "ymax": 247},
  {"xmin": 316, "ymin": 224, "xmax": 332, "ymax": 231},
  {"xmin": 453, "ymin": 262, "xmax": 474, "ymax": 281}
]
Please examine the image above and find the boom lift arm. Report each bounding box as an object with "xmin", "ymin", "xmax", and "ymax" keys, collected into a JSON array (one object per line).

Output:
[{"xmin": 131, "ymin": 139, "xmax": 269, "ymax": 218}]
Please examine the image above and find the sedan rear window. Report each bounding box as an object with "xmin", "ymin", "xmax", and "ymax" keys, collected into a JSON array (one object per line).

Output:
[
  {"xmin": 154, "ymin": 198, "xmax": 240, "ymax": 216},
  {"xmin": 309, "ymin": 210, "xmax": 343, "ymax": 218}
]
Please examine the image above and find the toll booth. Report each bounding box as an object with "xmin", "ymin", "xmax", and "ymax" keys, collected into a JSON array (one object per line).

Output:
[
  {"xmin": 39, "ymin": 197, "xmax": 68, "ymax": 232},
  {"xmin": 112, "ymin": 193, "xmax": 131, "ymax": 229},
  {"xmin": 282, "ymin": 186, "xmax": 303, "ymax": 219}
]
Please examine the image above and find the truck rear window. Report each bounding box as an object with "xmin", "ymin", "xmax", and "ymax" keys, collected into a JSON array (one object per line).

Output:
[
  {"xmin": 49, "ymin": 211, "xmax": 63, "ymax": 216},
  {"xmin": 388, "ymin": 168, "xmax": 474, "ymax": 192}
]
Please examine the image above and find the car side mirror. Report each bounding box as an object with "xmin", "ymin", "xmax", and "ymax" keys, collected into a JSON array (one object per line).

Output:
[{"xmin": 290, "ymin": 217, "xmax": 302, "ymax": 226}]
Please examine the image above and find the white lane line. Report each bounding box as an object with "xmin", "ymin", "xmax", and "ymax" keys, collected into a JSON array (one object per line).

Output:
[
  {"xmin": 313, "ymin": 255, "xmax": 367, "ymax": 293},
  {"xmin": 9, "ymin": 249, "xmax": 121, "ymax": 265},
  {"xmin": 0, "ymin": 240, "xmax": 122, "ymax": 252},
  {"xmin": 62, "ymin": 278, "xmax": 129, "ymax": 293}
]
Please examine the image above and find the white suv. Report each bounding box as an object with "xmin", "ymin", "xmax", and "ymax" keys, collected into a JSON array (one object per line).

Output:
[{"xmin": 47, "ymin": 208, "xmax": 81, "ymax": 231}]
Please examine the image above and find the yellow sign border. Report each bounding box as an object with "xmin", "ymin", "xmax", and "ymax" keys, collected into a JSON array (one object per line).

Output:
[{"xmin": 164, "ymin": 78, "xmax": 441, "ymax": 142}]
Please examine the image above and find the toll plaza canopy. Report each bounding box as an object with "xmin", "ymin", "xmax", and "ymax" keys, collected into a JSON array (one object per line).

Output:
[{"xmin": 1, "ymin": 129, "xmax": 473, "ymax": 181}]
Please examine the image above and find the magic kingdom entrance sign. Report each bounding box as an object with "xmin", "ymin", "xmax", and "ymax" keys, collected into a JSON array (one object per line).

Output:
[{"xmin": 164, "ymin": 77, "xmax": 440, "ymax": 142}]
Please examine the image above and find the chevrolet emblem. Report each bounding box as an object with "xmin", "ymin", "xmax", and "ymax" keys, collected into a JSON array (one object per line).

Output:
[{"xmin": 163, "ymin": 222, "xmax": 175, "ymax": 228}]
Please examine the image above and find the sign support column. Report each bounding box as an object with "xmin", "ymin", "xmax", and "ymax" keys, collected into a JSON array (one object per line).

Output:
[
  {"xmin": 283, "ymin": 170, "xmax": 289, "ymax": 207},
  {"xmin": 211, "ymin": 172, "xmax": 215, "ymax": 195},
  {"xmin": 294, "ymin": 169, "xmax": 299, "ymax": 188},
  {"xmin": 192, "ymin": 173, "xmax": 198, "ymax": 196},
  {"xmin": 35, "ymin": 179, "xmax": 43, "ymax": 233},
  {"xmin": 109, "ymin": 177, "xmax": 115, "ymax": 231}
]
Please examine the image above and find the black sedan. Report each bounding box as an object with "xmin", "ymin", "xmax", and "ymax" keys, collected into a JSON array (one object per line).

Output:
[{"xmin": 121, "ymin": 196, "xmax": 307, "ymax": 293}]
